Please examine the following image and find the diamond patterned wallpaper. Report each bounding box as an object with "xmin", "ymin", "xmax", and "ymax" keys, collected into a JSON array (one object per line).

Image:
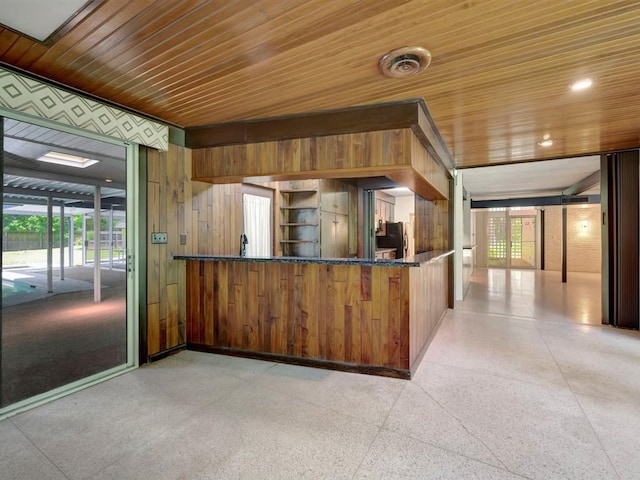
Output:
[{"xmin": 0, "ymin": 67, "xmax": 168, "ymax": 151}]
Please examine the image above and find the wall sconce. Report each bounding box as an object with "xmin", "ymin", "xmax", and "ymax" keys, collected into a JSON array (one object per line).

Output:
[{"xmin": 577, "ymin": 220, "xmax": 589, "ymax": 237}]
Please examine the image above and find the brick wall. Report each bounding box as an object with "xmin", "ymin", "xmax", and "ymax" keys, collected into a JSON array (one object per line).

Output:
[
  {"xmin": 544, "ymin": 207, "xmax": 562, "ymax": 271},
  {"xmin": 544, "ymin": 205, "xmax": 601, "ymax": 273}
]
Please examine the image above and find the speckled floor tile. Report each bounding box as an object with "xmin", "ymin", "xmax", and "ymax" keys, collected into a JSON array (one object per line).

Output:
[
  {"xmin": 353, "ymin": 430, "xmax": 523, "ymax": 479},
  {"xmin": 1, "ymin": 268, "xmax": 636, "ymax": 480},
  {"xmin": 0, "ymin": 442, "xmax": 68, "ymax": 480},
  {"xmin": 10, "ymin": 357, "xmax": 246, "ymax": 480},
  {"xmin": 253, "ymin": 362, "xmax": 406, "ymax": 426},
  {"xmin": 425, "ymin": 309, "xmax": 569, "ymax": 389},
  {"xmin": 537, "ymin": 322, "xmax": 640, "ymax": 402},
  {"xmin": 90, "ymin": 382, "xmax": 379, "ymax": 480},
  {"xmin": 576, "ymin": 392, "xmax": 640, "ymax": 480},
  {"xmin": 383, "ymin": 382, "xmax": 504, "ymax": 467},
  {"xmin": 0, "ymin": 419, "xmax": 33, "ymax": 463},
  {"xmin": 411, "ymin": 362, "xmax": 618, "ymax": 480}
]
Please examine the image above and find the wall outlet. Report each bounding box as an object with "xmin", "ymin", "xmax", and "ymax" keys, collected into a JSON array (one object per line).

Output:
[{"xmin": 151, "ymin": 232, "xmax": 168, "ymax": 244}]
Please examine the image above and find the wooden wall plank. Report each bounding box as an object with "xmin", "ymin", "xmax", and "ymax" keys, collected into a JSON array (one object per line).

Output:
[
  {"xmin": 184, "ymin": 257, "xmax": 447, "ymax": 375},
  {"xmin": 147, "ymin": 139, "xmax": 449, "ymax": 364},
  {"xmin": 147, "ymin": 303, "xmax": 160, "ymax": 354},
  {"xmin": 166, "ymin": 283, "xmax": 179, "ymax": 347},
  {"xmin": 193, "ymin": 124, "xmax": 447, "ymax": 201},
  {"xmin": 414, "ymin": 194, "xmax": 449, "ymax": 254},
  {"xmin": 147, "ymin": 181, "xmax": 161, "ymax": 305},
  {"xmin": 191, "ymin": 128, "xmax": 450, "ymax": 201},
  {"xmin": 409, "ymin": 258, "xmax": 448, "ymax": 367},
  {"xmin": 410, "ymin": 132, "xmax": 449, "ymax": 199},
  {"xmin": 146, "ymin": 143, "xmax": 244, "ymax": 359}
]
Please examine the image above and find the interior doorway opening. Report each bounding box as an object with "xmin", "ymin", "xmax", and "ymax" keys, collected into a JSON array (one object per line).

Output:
[
  {"xmin": 242, "ymin": 185, "xmax": 274, "ymax": 257},
  {"xmin": 486, "ymin": 208, "xmax": 537, "ymax": 269}
]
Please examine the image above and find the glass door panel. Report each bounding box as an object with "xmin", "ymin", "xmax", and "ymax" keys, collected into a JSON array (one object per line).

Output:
[
  {"xmin": 520, "ymin": 216, "xmax": 536, "ymax": 268},
  {"xmin": 509, "ymin": 216, "xmax": 536, "ymax": 268},
  {"xmin": 488, "ymin": 215, "xmax": 507, "ymax": 267},
  {"xmin": 487, "ymin": 211, "xmax": 537, "ymax": 269},
  {"xmin": 2, "ymin": 117, "xmax": 128, "ymax": 408},
  {"xmin": 509, "ymin": 217, "xmax": 523, "ymax": 265}
]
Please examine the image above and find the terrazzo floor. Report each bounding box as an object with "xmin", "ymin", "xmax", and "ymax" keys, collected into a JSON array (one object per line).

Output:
[{"xmin": 1, "ymin": 268, "xmax": 639, "ymax": 479}]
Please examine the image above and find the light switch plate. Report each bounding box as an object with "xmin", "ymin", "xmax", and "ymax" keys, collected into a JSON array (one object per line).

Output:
[{"xmin": 151, "ymin": 232, "xmax": 168, "ymax": 244}]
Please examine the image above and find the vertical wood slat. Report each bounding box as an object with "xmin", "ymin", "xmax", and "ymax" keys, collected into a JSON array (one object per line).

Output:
[
  {"xmin": 147, "ymin": 142, "xmax": 449, "ymax": 362},
  {"xmin": 192, "ymin": 128, "xmax": 448, "ymax": 202},
  {"xmin": 184, "ymin": 257, "xmax": 448, "ymax": 375},
  {"xmin": 185, "ymin": 261, "xmax": 197, "ymax": 344},
  {"xmin": 414, "ymin": 195, "xmax": 448, "ymax": 253},
  {"xmin": 146, "ymin": 146, "xmax": 162, "ymax": 355},
  {"xmin": 192, "ymin": 130, "xmax": 409, "ymax": 179},
  {"xmin": 409, "ymin": 258, "xmax": 449, "ymax": 366},
  {"xmin": 147, "ymin": 144, "xmax": 244, "ymax": 358},
  {"xmin": 410, "ymin": 132, "xmax": 449, "ymax": 198}
]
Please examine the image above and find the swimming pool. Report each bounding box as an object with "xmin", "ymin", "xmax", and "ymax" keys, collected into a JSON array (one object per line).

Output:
[{"xmin": 2, "ymin": 279, "xmax": 36, "ymax": 298}]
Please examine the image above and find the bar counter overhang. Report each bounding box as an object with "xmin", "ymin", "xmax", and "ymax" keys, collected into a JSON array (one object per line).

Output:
[{"xmin": 175, "ymin": 250, "xmax": 452, "ymax": 379}]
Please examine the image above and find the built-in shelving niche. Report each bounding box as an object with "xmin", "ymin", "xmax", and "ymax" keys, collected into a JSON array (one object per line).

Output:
[{"xmin": 279, "ymin": 181, "xmax": 320, "ymax": 257}]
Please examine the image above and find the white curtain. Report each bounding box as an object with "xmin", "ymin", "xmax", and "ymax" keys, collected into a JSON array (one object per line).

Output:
[{"xmin": 243, "ymin": 193, "xmax": 272, "ymax": 257}]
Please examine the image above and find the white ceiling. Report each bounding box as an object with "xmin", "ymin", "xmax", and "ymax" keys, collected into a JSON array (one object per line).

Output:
[
  {"xmin": 3, "ymin": 117, "xmax": 127, "ymax": 212},
  {"xmin": 0, "ymin": 0, "xmax": 85, "ymax": 40},
  {"xmin": 460, "ymin": 156, "xmax": 601, "ymax": 201}
]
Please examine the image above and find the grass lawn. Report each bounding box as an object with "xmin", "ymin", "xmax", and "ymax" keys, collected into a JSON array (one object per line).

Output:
[{"xmin": 2, "ymin": 247, "xmax": 125, "ymax": 267}]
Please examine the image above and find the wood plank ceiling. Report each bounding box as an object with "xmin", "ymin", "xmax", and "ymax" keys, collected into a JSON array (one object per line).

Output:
[{"xmin": 1, "ymin": 0, "xmax": 639, "ymax": 168}]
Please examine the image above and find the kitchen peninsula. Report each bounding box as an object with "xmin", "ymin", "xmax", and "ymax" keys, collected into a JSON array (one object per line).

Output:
[
  {"xmin": 175, "ymin": 99, "xmax": 454, "ymax": 378},
  {"xmin": 176, "ymin": 250, "xmax": 452, "ymax": 378}
]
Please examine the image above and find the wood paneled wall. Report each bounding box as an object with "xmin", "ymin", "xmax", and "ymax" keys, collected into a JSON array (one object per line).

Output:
[
  {"xmin": 185, "ymin": 255, "xmax": 450, "ymax": 377},
  {"xmin": 409, "ymin": 257, "xmax": 448, "ymax": 366},
  {"xmin": 145, "ymin": 133, "xmax": 451, "ymax": 358},
  {"xmin": 410, "ymin": 132, "xmax": 449, "ymax": 198},
  {"xmin": 414, "ymin": 196, "xmax": 449, "ymax": 253},
  {"xmin": 192, "ymin": 129, "xmax": 410, "ymax": 183},
  {"xmin": 187, "ymin": 261, "xmax": 411, "ymax": 373},
  {"xmin": 192, "ymin": 126, "xmax": 450, "ymax": 203},
  {"xmin": 145, "ymin": 144, "xmax": 243, "ymax": 357}
]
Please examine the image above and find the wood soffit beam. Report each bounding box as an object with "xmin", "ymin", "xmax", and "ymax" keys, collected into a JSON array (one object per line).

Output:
[
  {"xmin": 185, "ymin": 99, "xmax": 454, "ymax": 173},
  {"xmin": 196, "ymin": 165, "xmax": 410, "ymax": 186},
  {"xmin": 198, "ymin": 166, "xmax": 446, "ymax": 201}
]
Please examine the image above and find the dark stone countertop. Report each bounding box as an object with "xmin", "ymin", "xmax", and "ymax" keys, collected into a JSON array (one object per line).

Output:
[{"xmin": 174, "ymin": 250, "xmax": 454, "ymax": 267}]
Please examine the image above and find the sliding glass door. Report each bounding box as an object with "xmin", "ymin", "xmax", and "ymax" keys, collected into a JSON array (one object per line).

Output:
[
  {"xmin": 487, "ymin": 209, "xmax": 537, "ymax": 269},
  {"xmin": 509, "ymin": 216, "xmax": 536, "ymax": 268},
  {"xmin": 1, "ymin": 114, "xmax": 135, "ymax": 410},
  {"xmin": 488, "ymin": 212, "xmax": 508, "ymax": 267}
]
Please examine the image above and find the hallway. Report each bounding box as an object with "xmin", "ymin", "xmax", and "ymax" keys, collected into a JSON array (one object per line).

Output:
[
  {"xmin": 459, "ymin": 268, "xmax": 602, "ymax": 325},
  {"xmin": 1, "ymin": 269, "xmax": 639, "ymax": 479}
]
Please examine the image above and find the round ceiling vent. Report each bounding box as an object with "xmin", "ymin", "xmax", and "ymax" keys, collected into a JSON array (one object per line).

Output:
[{"xmin": 379, "ymin": 46, "xmax": 431, "ymax": 78}]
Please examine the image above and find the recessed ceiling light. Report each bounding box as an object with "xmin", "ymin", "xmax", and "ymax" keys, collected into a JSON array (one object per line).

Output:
[
  {"xmin": 37, "ymin": 151, "xmax": 99, "ymax": 168},
  {"xmin": 538, "ymin": 139, "xmax": 553, "ymax": 147},
  {"xmin": 570, "ymin": 78, "xmax": 593, "ymax": 91},
  {"xmin": 105, "ymin": 178, "xmax": 113, "ymax": 183}
]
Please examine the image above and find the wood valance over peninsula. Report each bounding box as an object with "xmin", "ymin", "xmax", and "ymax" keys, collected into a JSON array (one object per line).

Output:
[{"xmin": 187, "ymin": 99, "xmax": 451, "ymax": 201}]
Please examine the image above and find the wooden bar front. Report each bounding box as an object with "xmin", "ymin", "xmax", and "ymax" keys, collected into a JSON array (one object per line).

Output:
[{"xmin": 182, "ymin": 252, "xmax": 451, "ymax": 379}]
